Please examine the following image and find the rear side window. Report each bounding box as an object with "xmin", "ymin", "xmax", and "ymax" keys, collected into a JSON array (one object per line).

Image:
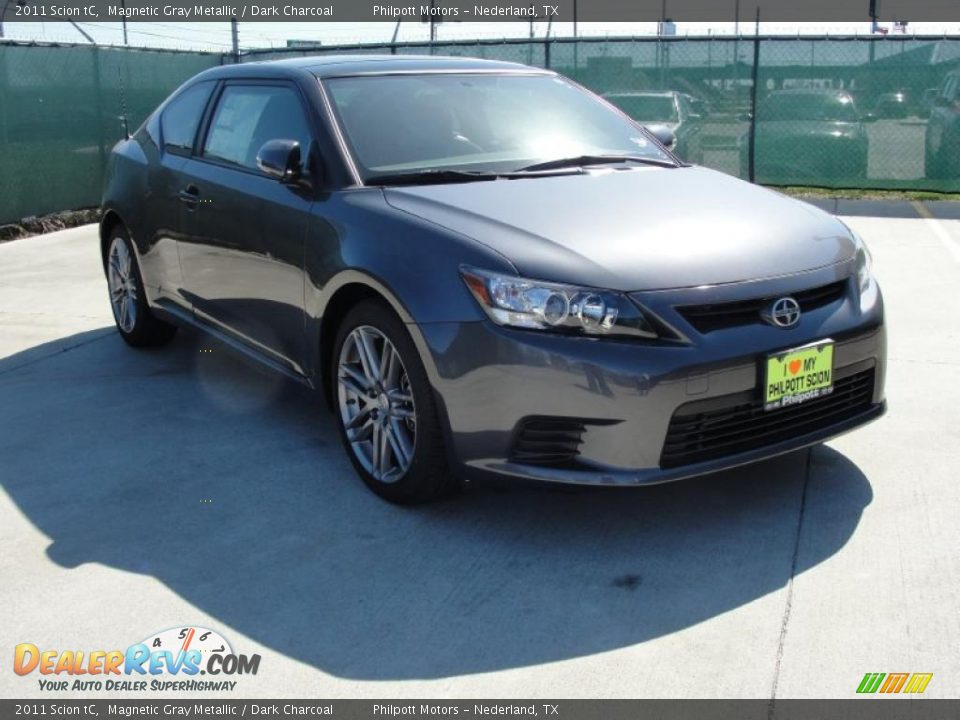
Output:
[
  {"xmin": 160, "ymin": 81, "xmax": 213, "ymax": 154},
  {"xmin": 944, "ymin": 76, "xmax": 958, "ymax": 103},
  {"xmin": 203, "ymin": 85, "xmax": 312, "ymax": 171}
]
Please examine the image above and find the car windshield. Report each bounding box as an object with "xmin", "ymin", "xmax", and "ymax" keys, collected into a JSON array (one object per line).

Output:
[
  {"xmin": 762, "ymin": 94, "xmax": 860, "ymax": 122},
  {"xmin": 607, "ymin": 95, "xmax": 679, "ymax": 123},
  {"xmin": 324, "ymin": 73, "xmax": 674, "ymax": 180}
]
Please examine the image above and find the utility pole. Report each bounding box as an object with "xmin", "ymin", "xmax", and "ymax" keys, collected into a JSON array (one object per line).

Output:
[
  {"xmin": 572, "ymin": 0, "xmax": 578, "ymax": 70},
  {"xmin": 230, "ymin": 17, "xmax": 239, "ymax": 64},
  {"xmin": 121, "ymin": 0, "xmax": 128, "ymax": 44}
]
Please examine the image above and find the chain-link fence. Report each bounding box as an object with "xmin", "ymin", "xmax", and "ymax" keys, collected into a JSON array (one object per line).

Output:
[
  {"xmin": 0, "ymin": 42, "xmax": 220, "ymax": 225},
  {"xmin": 2, "ymin": 35, "xmax": 959, "ymax": 225},
  {"xmin": 248, "ymin": 35, "xmax": 960, "ymax": 193}
]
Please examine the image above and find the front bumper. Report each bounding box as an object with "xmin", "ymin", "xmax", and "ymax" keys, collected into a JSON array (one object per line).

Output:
[{"xmin": 415, "ymin": 266, "xmax": 886, "ymax": 486}]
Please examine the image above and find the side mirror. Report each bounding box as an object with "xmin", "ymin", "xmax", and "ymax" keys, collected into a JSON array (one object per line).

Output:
[
  {"xmin": 648, "ymin": 126, "xmax": 677, "ymax": 150},
  {"xmin": 256, "ymin": 139, "xmax": 303, "ymax": 183}
]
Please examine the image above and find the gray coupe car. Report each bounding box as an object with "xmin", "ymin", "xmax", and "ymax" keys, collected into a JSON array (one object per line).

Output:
[{"xmin": 100, "ymin": 55, "xmax": 886, "ymax": 503}]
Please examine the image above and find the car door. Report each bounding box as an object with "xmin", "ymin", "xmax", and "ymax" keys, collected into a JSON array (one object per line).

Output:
[
  {"xmin": 176, "ymin": 80, "xmax": 316, "ymax": 375},
  {"xmin": 137, "ymin": 80, "xmax": 215, "ymax": 313}
]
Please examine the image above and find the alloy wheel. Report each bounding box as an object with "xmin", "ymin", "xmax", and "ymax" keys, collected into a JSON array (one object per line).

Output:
[
  {"xmin": 108, "ymin": 238, "xmax": 138, "ymax": 334},
  {"xmin": 337, "ymin": 325, "xmax": 417, "ymax": 484}
]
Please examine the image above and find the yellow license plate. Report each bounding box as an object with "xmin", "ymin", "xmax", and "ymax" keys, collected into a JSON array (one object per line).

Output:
[{"xmin": 764, "ymin": 341, "xmax": 835, "ymax": 411}]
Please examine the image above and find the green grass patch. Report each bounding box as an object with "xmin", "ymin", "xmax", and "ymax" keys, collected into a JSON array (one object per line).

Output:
[
  {"xmin": 770, "ymin": 185, "xmax": 960, "ymax": 202},
  {"xmin": 0, "ymin": 208, "xmax": 100, "ymax": 243}
]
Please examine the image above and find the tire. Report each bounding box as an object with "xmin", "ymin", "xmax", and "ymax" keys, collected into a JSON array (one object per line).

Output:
[
  {"xmin": 926, "ymin": 139, "xmax": 949, "ymax": 180},
  {"xmin": 105, "ymin": 226, "xmax": 177, "ymax": 348},
  {"xmin": 331, "ymin": 299, "xmax": 456, "ymax": 504}
]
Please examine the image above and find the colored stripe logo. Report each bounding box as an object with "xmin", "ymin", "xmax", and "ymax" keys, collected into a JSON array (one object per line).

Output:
[{"xmin": 857, "ymin": 672, "xmax": 933, "ymax": 694}]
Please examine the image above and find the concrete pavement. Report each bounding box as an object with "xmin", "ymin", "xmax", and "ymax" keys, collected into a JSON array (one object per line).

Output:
[{"xmin": 0, "ymin": 213, "xmax": 958, "ymax": 699}]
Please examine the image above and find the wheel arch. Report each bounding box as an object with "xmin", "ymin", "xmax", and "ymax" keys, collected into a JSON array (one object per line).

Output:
[
  {"xmin": 316, "ymin": 274, "xmax": 460, "ymax": 484},
  {"xmin": 99, "ymin": 209, "xmax": 127, "ymax": 274},
  {"xmin": 317, "ymin": 272, "xmax": 418, "ymax": 411}
]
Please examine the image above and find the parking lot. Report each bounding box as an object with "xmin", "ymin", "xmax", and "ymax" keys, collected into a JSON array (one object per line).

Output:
[{"xmin": 1, "ymin": 204, "xmax": 958, "ymax": 699}]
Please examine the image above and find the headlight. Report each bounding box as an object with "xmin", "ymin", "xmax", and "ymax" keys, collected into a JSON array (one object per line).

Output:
[
  {"xmin": 852, "ymin": 231, "xmax": 873, "ymax": 293},
  {"xmin": 461, "ymin": 267, "xmax": 656, "ymax": 339}
]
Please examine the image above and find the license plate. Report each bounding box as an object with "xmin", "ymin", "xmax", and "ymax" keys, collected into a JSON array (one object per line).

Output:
[{"xmin": 764, "ymin": 340, "xmax": 835, "ymax": 411}]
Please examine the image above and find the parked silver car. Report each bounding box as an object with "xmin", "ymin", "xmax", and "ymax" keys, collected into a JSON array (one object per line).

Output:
[{"xmin": 603, "ymin": 90, "xmax": 707, "ymax": 164}]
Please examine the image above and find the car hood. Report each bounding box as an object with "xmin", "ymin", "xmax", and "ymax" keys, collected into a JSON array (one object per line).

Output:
[
  {"xmin": 639, "ymin": 121, "xmax": 680, "ymax": 130},
  {"xmin": 383, "ymin": 165, "xmax": 856, "ymax": 291},
  {"xmin": 756, "ymin": 120, "xmax": 863, "ymax": 139}
]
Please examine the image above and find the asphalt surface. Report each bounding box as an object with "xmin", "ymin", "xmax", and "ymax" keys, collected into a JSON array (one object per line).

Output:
[{"xmin": 1, "ymin": 205, "xmax": 959, "ymax": 699}]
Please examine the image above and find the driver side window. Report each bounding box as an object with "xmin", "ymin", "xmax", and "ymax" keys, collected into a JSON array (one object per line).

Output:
[{"xmin": 203, "ymin": 84, "xmax": 312, "ymax": 172}]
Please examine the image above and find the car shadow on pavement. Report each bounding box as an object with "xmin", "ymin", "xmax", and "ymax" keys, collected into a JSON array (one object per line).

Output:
[{"xmin": 0, "ymin": 327, "xmax": 873, "ymax": 680}]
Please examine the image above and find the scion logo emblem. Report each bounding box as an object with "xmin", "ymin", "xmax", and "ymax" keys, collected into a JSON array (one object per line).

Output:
[{"xmin": 764, "ymin": 297, "xmax": 801, "ymax": 328}]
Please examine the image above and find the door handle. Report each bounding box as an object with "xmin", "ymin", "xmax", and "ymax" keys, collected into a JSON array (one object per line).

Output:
[{"xmin": 178, "ymin": 185, "xmax": 200, "ymax": 208}]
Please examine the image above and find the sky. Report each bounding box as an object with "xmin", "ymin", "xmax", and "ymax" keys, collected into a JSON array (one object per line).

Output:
[{"xmin": 1, "ymin": 21, "xmax": 959, "ymax": 52}]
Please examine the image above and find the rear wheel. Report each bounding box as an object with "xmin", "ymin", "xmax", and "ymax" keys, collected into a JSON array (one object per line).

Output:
[
  {"xmin": 332, "ymin": 300, "xmax": 456, "ymax": 504},
  {"xmin": 924, "ymin": 123, "xmax": 957, "ymax": 181},
  {"xmin": 106, "ymin": 227, "xmax": 177, "ymax": 347}
]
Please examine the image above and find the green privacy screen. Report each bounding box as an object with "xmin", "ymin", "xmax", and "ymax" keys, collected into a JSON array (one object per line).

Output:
[
  {"xmin": 2, "ymin": 36, "xmax": 959, "ymax": 224},
  {"xmin": 250, "ymin": 35, "xmax": 960, "ymax": 192},
  {"xmin": 0, "ymin": 42, "xmax": 220, "ymax": 225}
]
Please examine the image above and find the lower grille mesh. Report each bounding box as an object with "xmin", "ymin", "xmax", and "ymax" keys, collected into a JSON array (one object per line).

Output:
[
  {"xmin": 660, "ymin": 368, "xmax": 876, "ymax": 468},
  {"xmin": 510, "ymin": 417, "xmax": 587, "ymax": 467}
]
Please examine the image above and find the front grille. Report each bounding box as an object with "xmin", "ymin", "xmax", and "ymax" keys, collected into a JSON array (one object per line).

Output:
[
  {"xmin": 677, "ymin": 280, "xmax": 848, "ymax": 334},
  {"xmin": 660, "ymin": 368, "xmax": 875, "ymax": 468},
  {"xmin": 510, "ymin": 417, "xmax": 587, "ymax": 467}
]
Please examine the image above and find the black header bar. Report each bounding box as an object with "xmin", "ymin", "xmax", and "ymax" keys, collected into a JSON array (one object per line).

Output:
[{"xmin": 2, "ymin": 0, "xmax": 960, "ymax": 23}]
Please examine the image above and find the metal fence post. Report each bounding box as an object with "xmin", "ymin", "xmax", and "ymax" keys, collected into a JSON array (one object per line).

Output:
[
  {"xmin": 91, "ymin": 45, "xmax": 108, "ymax": 195},
  {"xmin": 0, "ymin": 44, "xmax": 8, "ymax": 147},
  {"xmin": 747, "ymin": 20, "xmax": 761, "ymax": 183}
]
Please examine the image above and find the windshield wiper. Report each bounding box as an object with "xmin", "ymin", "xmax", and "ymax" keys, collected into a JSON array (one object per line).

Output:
[
  {"xmin": 369, "ymin": 169, "xmax": 504, "ymax": 186},
  {"xmin": 515, "ymin": 154, "xmax": 678, "ymax": 172},
  {"xmin": 370, "ymin": 166, "xmax": 585, "ymax": 186}
]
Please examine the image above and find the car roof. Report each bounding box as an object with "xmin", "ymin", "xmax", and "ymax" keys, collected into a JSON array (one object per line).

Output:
[
  {"xmin": 768, "ymin": 88, "xmax": 852, "ymax": 98},
  {"xmin": 605, "ymin": 91, "xmax": 678, "ymax": 98},
  {"xmin": 194, "ymin": 54, "xmax": 549, "ymax": 80}
]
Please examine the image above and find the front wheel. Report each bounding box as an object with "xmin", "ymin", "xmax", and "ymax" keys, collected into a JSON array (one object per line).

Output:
[
  {"xmin": 332, "ymin": 300, "xmax": 456, "ymax": 504},
  {"xmin": 106, "ymin": 227, "xmax": 177, "ymax": 347}
]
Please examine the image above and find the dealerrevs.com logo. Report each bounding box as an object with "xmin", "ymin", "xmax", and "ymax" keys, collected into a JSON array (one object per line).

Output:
[
  {"xmin": 857, "ymin": 672, "xmax": 933, "ymax": 695},
  {"xmin": 14, "ymin": 626, "xmax": 261, "ymax": 692}
]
